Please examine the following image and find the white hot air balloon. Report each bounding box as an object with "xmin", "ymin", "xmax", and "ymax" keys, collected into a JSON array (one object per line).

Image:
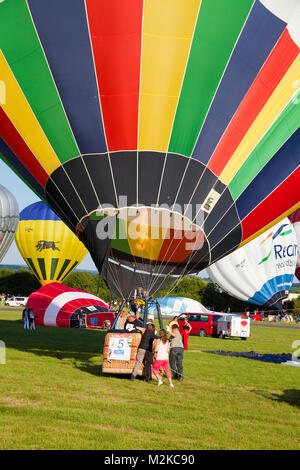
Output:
[
  {"xmin": 207, "ymin": 218, "xmax": 297, "ymax": 309},
  {"xmin": 0, "ymin": 184, "xmax": 19, "ymax": 262}
]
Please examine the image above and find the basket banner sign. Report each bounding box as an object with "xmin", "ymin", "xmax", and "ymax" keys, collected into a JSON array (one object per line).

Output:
[{"xmin": 108, "ymin": 334, "xmax": 132, "ymax": 361}]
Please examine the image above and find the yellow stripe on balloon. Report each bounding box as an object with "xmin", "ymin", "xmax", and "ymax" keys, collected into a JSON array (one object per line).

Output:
[
  {"xmin": 220, "ymin": 55, "xmax": 300, "ymax": 185},
  {"xmin": 138, "ymin": 0, "xmax": 201, "ymax": 152},
  {"xmin": 0, "ymin": 51, "xmax": 61, "ymax": 175}
]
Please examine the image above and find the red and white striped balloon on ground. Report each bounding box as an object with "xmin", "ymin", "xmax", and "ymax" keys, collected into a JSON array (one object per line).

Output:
[{"xmin": 27, "ymin": 282, "xmax": 115, "ymax": 328}]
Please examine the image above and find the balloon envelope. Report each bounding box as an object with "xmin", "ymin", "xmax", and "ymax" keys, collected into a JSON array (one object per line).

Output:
[
  {"xmin": 15, "ymin": 201, "xmax": 87, "ymax": 285},
  {"xmin": 207, "ymin": 218, "xmax": 297, "ymax": 309},
  {"xmin": 0, "ymin": 1, "xmax": 299, "ymax": 297},
  {"xmin": 26, "ymin": 282, "xmax": 115, "ymax": 328},
  {"xmin": 0, "ymin": 183, "xmax": 19, "ymax": 263},
  {"xmin": 149, "ymin": 297, "xmax": 211, "ymax": 317}
]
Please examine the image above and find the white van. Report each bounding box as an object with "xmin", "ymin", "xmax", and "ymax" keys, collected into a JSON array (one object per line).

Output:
[
  {"xmin": 5, "ymin": 296, "xmax": 28, "ymax": 307},
  {"xmin": 217, "ymin": 315, "xmax": 250, "ymax": 340}
]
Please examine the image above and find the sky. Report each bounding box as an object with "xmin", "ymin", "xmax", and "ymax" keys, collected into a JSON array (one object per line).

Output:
[{"xmin": 0, "ymin": 159, "xmax": 97, "ymax": 271}]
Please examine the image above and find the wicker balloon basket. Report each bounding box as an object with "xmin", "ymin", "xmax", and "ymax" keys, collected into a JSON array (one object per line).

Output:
[{"xmin": 102, "ymin": 331, "xmax": 144, "ymax": 375}]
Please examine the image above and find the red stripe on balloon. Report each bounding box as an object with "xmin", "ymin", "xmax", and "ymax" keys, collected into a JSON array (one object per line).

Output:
[
  {"xmin": 85, "ymin": 0, "xmax": 143, "ymax": 151},
  {"xmin": 0, "ymin": 108, "xmax": 49, "ymax": 187},
  {"xmin": 241, "ymin": 167, "xmax": 300, "ymax": 242},
  {"xmin": 208, "ymin": 28, "xmax": 300, "ymax": 176}
]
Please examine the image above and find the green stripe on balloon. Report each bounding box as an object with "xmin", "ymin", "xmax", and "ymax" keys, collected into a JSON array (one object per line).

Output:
[
  {"xmin": 0, "ymin": 0, "xmax": 79, "ymax": 163},
  {"xmin": 229, "ymin": 98, "xmax": 300, "ymax": 200},
  {"xmin": 168, "ymin": 0, "xmax": 254, "ymax": 157}
]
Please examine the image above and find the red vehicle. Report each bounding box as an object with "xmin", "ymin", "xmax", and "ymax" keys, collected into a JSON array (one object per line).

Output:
[{"xmin": 177, "ymin": 312, "xmax": 223, "ymax": 337}]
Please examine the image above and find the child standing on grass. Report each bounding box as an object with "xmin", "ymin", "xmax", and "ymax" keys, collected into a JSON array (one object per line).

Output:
[{"xmin": 152, "ymin": 329, "xmax": 174, "ymax": 388}]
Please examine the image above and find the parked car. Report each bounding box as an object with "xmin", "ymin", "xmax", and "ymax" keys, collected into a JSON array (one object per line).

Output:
[
  {"xmin": 177, "ymin": 312, "xmax": 223, "ymax": 337},
  {"xmin": 5, "ymin": 296, "xmax": 28, "ymax": 307}
]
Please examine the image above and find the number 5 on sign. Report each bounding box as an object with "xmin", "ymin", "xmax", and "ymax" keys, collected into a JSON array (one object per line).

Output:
[{"xmin": 108, "ymin": 335, "xmax": 132, "ymax": 361}]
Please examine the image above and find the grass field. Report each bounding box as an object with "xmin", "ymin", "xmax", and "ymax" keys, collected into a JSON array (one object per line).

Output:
[{"xmin": 0, "ymin": 309, "xmax": 299, "ymax": 450}]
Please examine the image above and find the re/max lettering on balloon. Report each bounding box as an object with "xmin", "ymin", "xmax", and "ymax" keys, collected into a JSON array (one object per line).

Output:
[{"xmin": 274, "ymin": 244, "xmax": 297, "ymax": 259}]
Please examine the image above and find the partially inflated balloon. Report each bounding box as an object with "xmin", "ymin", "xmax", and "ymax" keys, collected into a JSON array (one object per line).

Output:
[
  {"xmin": 288, "ymin": 209, "xmax": 300, "ymax": 281},
  {"xmin": 149, "ymin": 297, "xmax": 211, "ymax": 317},
  {"xmin": 207, "ymin": 218, "xmax": 297, "ymax": 309},
  {"xmin": 0, "ymin": 183, "xmax": 19, "ymax": 262},
  {"xmin": 15, "ymin": 202, "xmax": 87, "ymax": 285},
  {"xmin": 0, "ymin": 0, "xmax": 299, "ymax": 298}
]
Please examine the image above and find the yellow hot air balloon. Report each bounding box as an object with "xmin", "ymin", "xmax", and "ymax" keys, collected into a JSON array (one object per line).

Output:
[{"xmin": 15, "ymin": 201, "xmax": 87, "ymax": 285}]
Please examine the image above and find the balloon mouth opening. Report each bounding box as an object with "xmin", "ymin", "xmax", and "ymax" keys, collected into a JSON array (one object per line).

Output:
[{"xmin": 76, "ymin": 205, "xmax": 207, "ymax": 263}]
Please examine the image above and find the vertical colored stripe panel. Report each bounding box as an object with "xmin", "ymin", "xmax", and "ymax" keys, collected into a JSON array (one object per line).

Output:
[
  {"xmin": 86, "ymin": 0, "xmax": 143, "ymax": 151},
  {"xmin": 241, "ymin": 169, "xmax": 300, "ymax": 243},
  {"xmin": 50, "ymin": 259, "xmax": 59, "ymax": 280},
  {"xmin": 229, "ymin": 98, "xmax": 300, "ymax": 200},
  {"xmin": 168, "ymin": 0, "xmax": 254, "ymax": 157},
  {"xmin": 0, "ymin": 52, "xmax": 61, "ymax": 175},
  {"xmin": 221, "ymin": 55, "xmax": 300, "ymax": 185},
  {"xmin": 236, "ymin": 129, "xmax": 300, "ymax": 221},
  {"xmin": 60, "ymin": 261, "xmax": 79, "ymax": 282},
  {"xmin": 56, "ymin": 259, "xmax": 71, "ymax": 281},
  {"xmin": 0, "ymin": 108, "xmax": 49, "ymax": 187},
  {"xmin": 26, "ymin": 258, "xmax": 41, "ymax": 280},
  {"xmin": 27, "ymin": 0, "xmax": 107, "ymax": 156},
  {"xmin": 38, "ymin": 258, "xmax": 47, "ymax": 280},
  {"xmin": 208, "ymin": 28, "xmax": 300, "ymax": 176},
  {"xmin": 138, "ymin": 0, "xmax": 201, "ymax": 152},
  {"xmin": 0, "ymin": 0, "xmax": 79, "ymax": 163},
  {"xmin": 191, "ymin": 0, "xmax": 286, "ymax": 164}
]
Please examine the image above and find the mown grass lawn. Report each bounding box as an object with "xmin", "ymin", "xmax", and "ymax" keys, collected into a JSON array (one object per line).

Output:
[{"xmin": 0, "ymin": 310, "xmax": 299, "ymax": 450}]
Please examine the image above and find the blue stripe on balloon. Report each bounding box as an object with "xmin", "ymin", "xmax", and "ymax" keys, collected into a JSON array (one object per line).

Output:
[
  {"xmin": 20, "ymin": 201, "xmax": 61, "ymax": 221},
  {"xmin": 236, "ymin": 128, "xmax": 300, "ymax": 221},
  {"xmin": 247, "ymin": 273, "xmax": 294, "ymax": 305},
  {"xmin": 192, "ymin": 0, "xmax": 286, "ymax": 164},
  {"xmin": 27, "ymin": 0, "xmax": 107, "ymax": 155}
]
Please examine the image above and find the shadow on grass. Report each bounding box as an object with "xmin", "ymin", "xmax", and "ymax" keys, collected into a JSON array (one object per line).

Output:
[
  {"xmin": 0, "ymin": 318, "xmax": 107, "ymax": 377},
  {"xmin": 252, "ymin": 389, "xmax": 300, "ymax": 410}
]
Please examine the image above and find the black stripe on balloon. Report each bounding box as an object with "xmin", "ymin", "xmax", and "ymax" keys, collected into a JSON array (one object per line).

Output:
[
  {"xmin": 110, "ymin": 151, "xmax": 137, "ymax": 208},
  {"xmin": 174, "ymin": 157, "xmax": 206, "ymax": 209},
  {"xmin": 158, "ymin": 153, "xmax": 190, "ymax": 206},
  {"xmin": 138, "ymin": 152, "xmax": 165, "ymax": 207}
]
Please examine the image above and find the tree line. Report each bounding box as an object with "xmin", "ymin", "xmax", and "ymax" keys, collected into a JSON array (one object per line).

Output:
[{"xmin": 0, "ymin": 267, "xmax": 265, "ymax": 312}]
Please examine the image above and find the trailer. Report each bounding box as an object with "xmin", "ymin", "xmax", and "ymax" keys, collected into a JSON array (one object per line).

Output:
[{"xmin": 217, "ymin": 315, "xmax": 250, "ymax": 340}]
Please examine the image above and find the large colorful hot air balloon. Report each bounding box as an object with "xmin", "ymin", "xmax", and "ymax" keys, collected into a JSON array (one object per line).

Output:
[
  {"xmin": 15, "ymin": 201, "xmax": 87, "ymax": 285},
  {"xmin": 207, "ymin": 218, "xmax": 298, "ymax": 309},
  {"xmin": 288, "ymin": 209, "xmax": 300, "ymax": 280},
  {"xmin": 0, "ymin": 0, "xmax": 299, "ymax": 299},
  {"xmin": 0, "ymin": 183, "xmax": 19, "ymax": 262}
]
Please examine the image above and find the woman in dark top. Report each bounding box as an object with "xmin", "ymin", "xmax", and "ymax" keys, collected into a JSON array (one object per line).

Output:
[{"xmin": 130, "ymin": 323, "xmax": 156, "ymax": 381}]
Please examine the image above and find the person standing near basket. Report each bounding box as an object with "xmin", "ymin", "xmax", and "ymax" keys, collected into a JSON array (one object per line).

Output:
[
  {"xmin": 152, "ymin": 329, "xmax": 174, "ymax": 388},
  {"xmin": 130, "ymin": 323, "xmax": 156, "ymax": 381},
  {"xmin": 169, "ymin": 324, "xmax": 184, "ymax": 381},
  {"xmin": 181, "ymin": 316, "xmax": 192, "ymax": 350}
]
